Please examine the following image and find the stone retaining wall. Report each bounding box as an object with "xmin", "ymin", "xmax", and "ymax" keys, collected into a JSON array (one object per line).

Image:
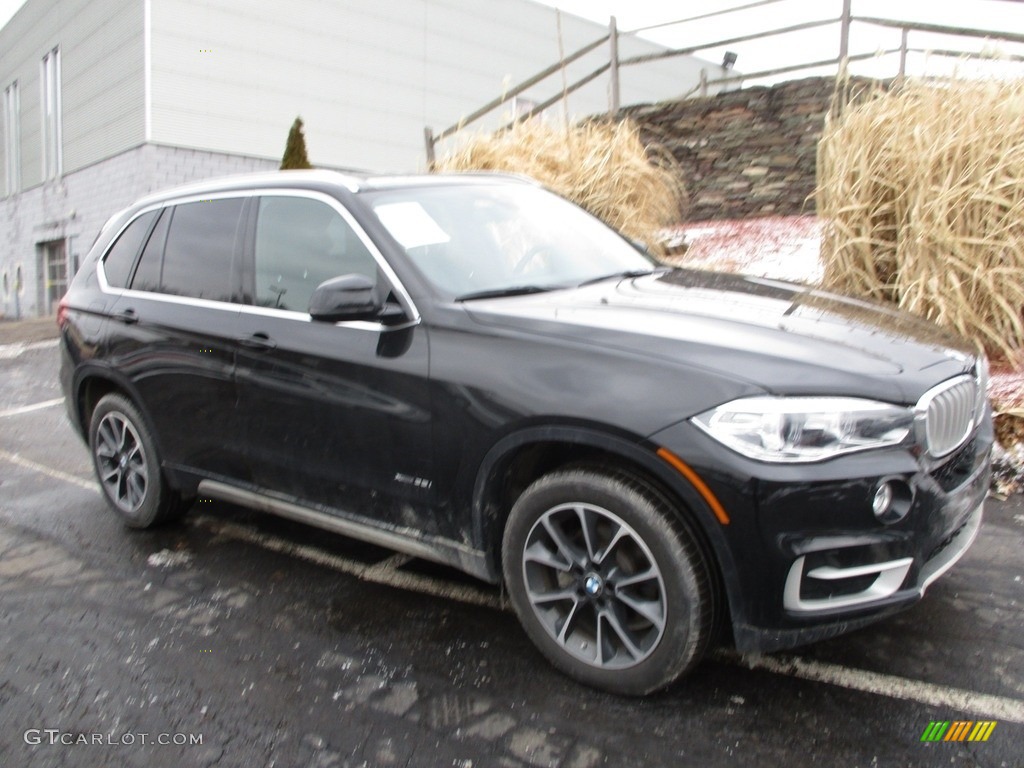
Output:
[{"xmin": 621, "ymin": 76, "xmax": 879, "ymax": 222}]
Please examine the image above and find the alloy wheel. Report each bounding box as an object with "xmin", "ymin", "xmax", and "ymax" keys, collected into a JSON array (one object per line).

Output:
[
  {"xmin": 94, "ymin": 411, "xmax": 149, "ymax": 514},
  {"xmin": 521, "ymin": 502, "xmax": 667, "ymax": 670}
]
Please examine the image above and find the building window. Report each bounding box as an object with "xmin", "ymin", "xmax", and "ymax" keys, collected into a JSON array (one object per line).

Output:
[
  {"xmin": 2, "ymin": 81, "xmax": 19, "ymax": 195},
  {"xmin": 41, "ymin": 47, "xmax": 62, "ymax": 181}
]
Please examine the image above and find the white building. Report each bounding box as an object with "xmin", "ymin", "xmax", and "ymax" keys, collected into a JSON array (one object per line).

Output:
[{"xmin": 0, "ymin": 0, "xmax": 715, "ymax": 318}]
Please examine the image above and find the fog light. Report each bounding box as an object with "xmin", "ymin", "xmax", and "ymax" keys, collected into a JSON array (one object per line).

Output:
[
  {"xmin": 872, "ymin": 482, "xmax": 894, "ymax": 518},
  {"xmin": 871, "ymin": 478, "xmax": 913, "ymax": 524}
]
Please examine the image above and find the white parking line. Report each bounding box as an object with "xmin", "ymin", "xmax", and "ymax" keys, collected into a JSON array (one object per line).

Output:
[
  {"xmin": 724, "ymin": 652, "xmax": 1024, "ymax": 724},
  {"xmin": 0, "ymin": 397, "xmax": 65, "ymax": 419},
  {"xmin": 0, "ymin": 338, "xmax": 60, "ymax": 359},
  {"xmin": 197, "ymin": 517, "xmax": 1024, "ymax": 723},
  {"xmin": 0, "ymin": 450, "xmax": 98, "ymax": 493},
  {"xmin": 5, "ymin": 451, "xmax": 1024, "ymax": 722}
]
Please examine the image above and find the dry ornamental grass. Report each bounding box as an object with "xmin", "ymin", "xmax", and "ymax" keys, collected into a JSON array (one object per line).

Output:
[
  {"xmin": 818, "ymin": 78, "xmax": 1024, "ymax": 451},
  {"xmin": 432, "ymin": 119, "xmax": 685, "ymax": 254},
  {"xmin": 817, "ymin": 78, "xmax": 1024, "ymax": 363}
]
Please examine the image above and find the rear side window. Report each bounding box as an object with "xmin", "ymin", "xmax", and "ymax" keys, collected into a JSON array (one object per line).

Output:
[
  {"xmin": 101, "ymin": 210, "xmax": 158, "ymax": 288},
  {"xmin": 159, "ymin": 199, "xmax": 244, "ymax": 302},
  {"xmin": 131, "ymin": 208, "xmax": 169, "ymax": 293},
  {"xmin": 253, "ymin": 196, "xmax": 377, "ymax": 312}
]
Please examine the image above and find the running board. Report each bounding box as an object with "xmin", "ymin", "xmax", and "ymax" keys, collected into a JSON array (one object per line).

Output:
[{"xmin": 197, "ymin": 479, "xmax": 479, "ymax": 574}]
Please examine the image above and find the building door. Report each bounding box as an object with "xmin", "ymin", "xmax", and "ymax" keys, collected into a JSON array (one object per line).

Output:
[{"xmin": 39, "ymin": 239, "xmax": 67, "ymax": 315}]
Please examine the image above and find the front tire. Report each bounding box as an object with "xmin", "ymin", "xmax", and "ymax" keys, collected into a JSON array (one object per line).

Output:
[
  {"xmin": 502, "ymin": 467, "xmax": 713, "ymax": 695},
  {"xmin": 88, "ymin": 393, "xmax": 186, "ymax": 528}
]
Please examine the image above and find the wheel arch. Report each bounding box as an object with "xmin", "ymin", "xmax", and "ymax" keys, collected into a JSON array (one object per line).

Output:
[
  {"xmin": 71, "ymin": 365, "xmax": 188, "ymax": 494},
  {"xmin": 470, "ymin": 425, "xmax": 743, "ymax": 634},
  {"xmin": 72, "ymin": 364, "xmax": 139, "ymax": 436}
]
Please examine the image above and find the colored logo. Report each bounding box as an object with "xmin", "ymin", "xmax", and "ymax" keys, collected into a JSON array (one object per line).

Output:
[{"xmin": 920, "ymin": 721, "xmax": 997, "ymax": 742}]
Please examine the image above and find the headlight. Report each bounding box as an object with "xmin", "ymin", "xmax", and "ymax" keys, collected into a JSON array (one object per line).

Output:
[{"xmin": 692, "ymin": 397, "xmax": 914, "ymax": 463}]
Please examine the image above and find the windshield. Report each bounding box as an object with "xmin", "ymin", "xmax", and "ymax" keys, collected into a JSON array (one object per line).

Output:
[{"xmin": 363, "ymin": 183, "xmax": 657, "ymax": 299}]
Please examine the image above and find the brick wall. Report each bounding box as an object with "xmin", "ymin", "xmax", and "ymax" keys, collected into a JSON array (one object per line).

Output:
[
  {"xmin": 0, "ymin": 145, "xmax": 277, "ymax": 319},
  {"xmin": 621, "ymin": 76, "xmax": 876, "ymax": 222}
]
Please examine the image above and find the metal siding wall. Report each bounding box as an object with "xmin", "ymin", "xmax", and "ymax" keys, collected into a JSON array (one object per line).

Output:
[
  {"xmin": 150, "ymin": 0, "xmax": 434, "ymax": 170},
  {"xmin": 0, "ymin": 0, "xmax": 145, "ymax": 187},
  {"xmin": 149, "ymin": 0, "xmax": 712, "ymax": 173},
  {"xmin": 61, "ymin": 0, "xmax": 146, "ymax": 173},
  {"xmin": 0, "ymin": 0, "xmax": 48, "ymax": 190}
]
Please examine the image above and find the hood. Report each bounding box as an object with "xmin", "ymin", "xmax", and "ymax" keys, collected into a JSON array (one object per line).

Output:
[{"xmin": 463, "ymin": 269, "xmax": 976, "ymax": 404}]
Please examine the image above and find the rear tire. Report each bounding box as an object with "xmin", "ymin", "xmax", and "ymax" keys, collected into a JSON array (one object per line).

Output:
[
  {"xmin": 88, "ymin": 393, "xmax": 187, "ymax": 528},
  {"xmin": 502, "ymin": 466, "xmax": 713, "ymax": 695}
]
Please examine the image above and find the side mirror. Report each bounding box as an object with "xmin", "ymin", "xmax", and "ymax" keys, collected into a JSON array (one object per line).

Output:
[{"xmin": 308, "ymin": 274, "xmax": 381, "ymax": 321}]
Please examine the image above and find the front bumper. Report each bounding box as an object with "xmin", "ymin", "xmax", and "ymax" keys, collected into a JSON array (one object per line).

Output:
[
  {"xmin": 652, "ymin": 413, "xmax": 993, "ymax": 654},
  {"xmin": 780, "ymin": 464, "xmax": 987, "ymax": 617},
  {"xmin": 739, "ymin": 498, "xmax": 985, "ymax": 653}
]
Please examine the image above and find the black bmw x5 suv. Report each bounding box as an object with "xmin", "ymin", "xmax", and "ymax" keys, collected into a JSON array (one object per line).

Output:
[{"xmin": 59, "ymin": 170, "xmax": 992, "ymax": 694}]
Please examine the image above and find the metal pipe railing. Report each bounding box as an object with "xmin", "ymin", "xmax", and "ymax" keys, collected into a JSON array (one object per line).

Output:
[
  {"xmin": 617, "ymin": 18, "xmax": 842, "ymax": 68},
  {"xmin": 424, "ymin": 0, "xmax": 1024, "ymax": 163},
  {"xmin": 677, "ymin": 49, "xmax": 905, "ymax": 100},
  {"xmin": 426, "ymin": 32, "xmax": 609, "ymax": 160}
]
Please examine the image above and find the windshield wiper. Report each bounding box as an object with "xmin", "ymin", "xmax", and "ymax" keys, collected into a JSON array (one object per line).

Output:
[
  {"xmin": 576, "ymin": 267, "xmax": 668, "ymax": 288},
  {"xmin": 454, "ymin": 285, "xmax": 557, "ymax": 302}
]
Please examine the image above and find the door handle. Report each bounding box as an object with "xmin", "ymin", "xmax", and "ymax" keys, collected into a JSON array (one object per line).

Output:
[
  {"xmin": 112, "ymin": 308, "xmax": 138, "ymax": 325},
  {"xmin": 237, "ymin": 332, "xmax": 277, "ymax": 350}
]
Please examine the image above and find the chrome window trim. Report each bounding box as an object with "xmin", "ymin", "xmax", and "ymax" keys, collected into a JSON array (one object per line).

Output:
[
  {"xmin": 114, "ymin": 288, "xmax": 245, "ymax": 314},
  {"xmin": 233, "ymin": 302, "xmax": 421, "ymax": 332},
  {"xmin": 102, "ymin": 284, "xmax": 418, "ymax": 332},
  {"xmin": 249, "ymin": 188, "xmax": 420, "ymax": 323},
  {"xmin": 95, "ymin": 187, "xmax": 421, "ymax": 324},
  {"xmin": 96, "ymin": 191, "xmax": 256, "ymax": 295}
]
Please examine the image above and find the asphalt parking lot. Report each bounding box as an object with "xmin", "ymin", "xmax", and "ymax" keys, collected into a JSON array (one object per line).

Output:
[{"xmin": 1, "ymin": 321, "xmax": 1022, "ymax": 768}]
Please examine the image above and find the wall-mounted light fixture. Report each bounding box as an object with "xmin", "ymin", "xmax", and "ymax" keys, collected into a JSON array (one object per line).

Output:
[{"xmin": 722, "ymin": 51, "xmax": 738, "ymax": 70}]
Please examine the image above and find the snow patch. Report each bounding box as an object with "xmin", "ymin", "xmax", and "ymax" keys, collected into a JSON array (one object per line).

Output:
[
  {"xmin": 146, "ymin": 549, "xmax": 193, "ymax": 568},
  {"xmin": 668, "ymin": 215, "xmax": 823, "ymax": 284}
]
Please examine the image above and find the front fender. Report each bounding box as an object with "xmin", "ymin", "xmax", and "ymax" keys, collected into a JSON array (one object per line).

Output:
[{"xmin": 469, "ymin": 424, "xmax": 744, "ymax": 628}]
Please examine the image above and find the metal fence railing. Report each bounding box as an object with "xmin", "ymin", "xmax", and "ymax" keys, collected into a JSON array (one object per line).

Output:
[{"xmin": 424, "ymin": 0, "xmax": 1024, "ymax": 163}]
